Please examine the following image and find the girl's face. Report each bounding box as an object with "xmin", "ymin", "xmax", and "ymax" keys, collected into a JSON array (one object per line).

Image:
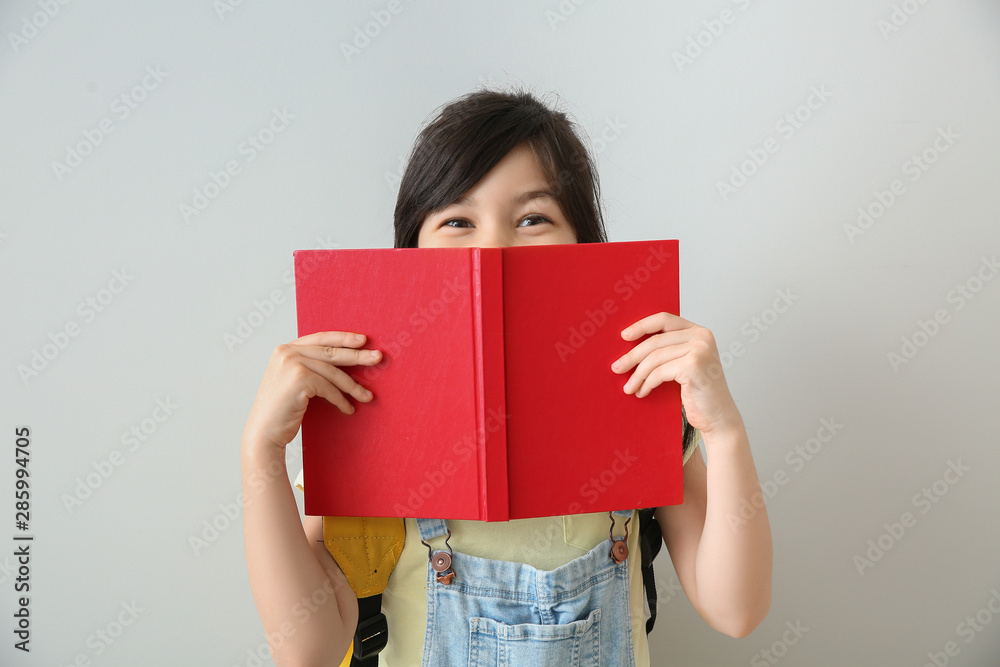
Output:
[{"xmin": 417, "ymin": 142, "xmax": 578, "ymax": 249}]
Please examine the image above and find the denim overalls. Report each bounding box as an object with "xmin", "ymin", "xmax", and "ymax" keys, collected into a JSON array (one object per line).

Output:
[{"xmin": 415, "ymin": 510, "xmax": 637, "ymax": 667}]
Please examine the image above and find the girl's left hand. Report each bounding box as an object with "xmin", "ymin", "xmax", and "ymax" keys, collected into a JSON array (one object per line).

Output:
[{"xmin": 611, "ymin": 312, "xmax": 742, "ymax": 436}]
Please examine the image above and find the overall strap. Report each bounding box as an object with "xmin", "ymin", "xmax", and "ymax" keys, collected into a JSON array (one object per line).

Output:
[
  {"xmin": 415, "ymin": 517, "xmax": 456, "ymax": 586},
  {"xmin": 415, "ymin": 517, "xmax": 450, "ymax": 542},
  {"xmin": 608, "ymin": 509, "xmax": 634, "ymax": 564}
]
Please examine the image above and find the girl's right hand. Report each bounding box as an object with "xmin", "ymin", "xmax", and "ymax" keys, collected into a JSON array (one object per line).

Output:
[{"xmin": 242, "ymin": 331, "xmax": 382, "ymax": 454}]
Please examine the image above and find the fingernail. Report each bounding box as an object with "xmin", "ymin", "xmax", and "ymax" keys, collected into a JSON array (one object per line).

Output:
[
  {"xmin": 368, "ymin": 350, "xmax": 380, "ymax": 359},
  {"xmin": 354, "ymin": 333, "xmax": 365, "ymax": 342},
  {"xmin": 611, "ymin": 360, "xmax": 621, "ymax": 371}
]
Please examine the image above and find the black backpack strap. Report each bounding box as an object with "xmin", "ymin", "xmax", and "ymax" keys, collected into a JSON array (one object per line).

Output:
[
  {"xmin": 638, "ymin": 507, "xmax": 663, "ymax": 634},
  {"xmin": 639, "ymin": 410, "xmax": 696, "ymax": 634},
  {"xmin": 352, "ymin": 594, "xmax": 388, "ymax": 665}
]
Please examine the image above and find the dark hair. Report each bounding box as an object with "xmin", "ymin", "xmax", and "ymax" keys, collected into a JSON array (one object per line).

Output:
[{"xmin": 392, "ymin": 87, "xmax": 608, "ymax": 249}]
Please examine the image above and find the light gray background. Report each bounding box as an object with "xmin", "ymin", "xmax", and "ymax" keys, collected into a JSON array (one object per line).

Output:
[{"xmin": 2, "ymin": 1, "xmax": 999, "ymax": 665}]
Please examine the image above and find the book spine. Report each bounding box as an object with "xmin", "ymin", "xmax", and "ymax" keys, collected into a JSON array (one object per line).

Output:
[{"xmin": 473, "ymin": 248, "xmax": 509, "ymax": 521}]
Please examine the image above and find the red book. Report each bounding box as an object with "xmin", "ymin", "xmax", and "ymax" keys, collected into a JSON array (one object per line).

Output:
[{"xmin": 294, "ymin": 239, "xmax": 682, "ymax": 521}]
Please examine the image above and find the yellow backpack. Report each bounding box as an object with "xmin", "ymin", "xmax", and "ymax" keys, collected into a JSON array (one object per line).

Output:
[{"xmin": 321, "ymin": 516, "xmax": 406, "ymax": 666}]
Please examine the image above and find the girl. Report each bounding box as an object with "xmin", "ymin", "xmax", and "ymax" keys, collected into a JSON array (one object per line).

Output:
[{"xmin": 242, "ymin": 88, "xmax": 772, "ymax": 666}]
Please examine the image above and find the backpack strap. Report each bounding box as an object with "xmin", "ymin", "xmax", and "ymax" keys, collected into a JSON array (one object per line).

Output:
[
  {"xmin": 638, "ymin": 413, "xmax": 697, "ymax": 633},
  {"xmin": 638, "ymin": 507, "xmax": 663, "ymax": 634},
  {"xmin": 322, "ymin": 516, "xmax": 406, "ymax": 666}
]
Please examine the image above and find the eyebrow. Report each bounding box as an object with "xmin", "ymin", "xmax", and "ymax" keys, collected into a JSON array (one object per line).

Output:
[{"xmin": 454, "ymin": 189, "xmax": 557, "ymax": 207}]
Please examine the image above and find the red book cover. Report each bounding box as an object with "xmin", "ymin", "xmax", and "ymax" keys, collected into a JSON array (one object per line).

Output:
[{"xmin": 294, "ymin": 239, "xmax": 682, "ymax": 520}]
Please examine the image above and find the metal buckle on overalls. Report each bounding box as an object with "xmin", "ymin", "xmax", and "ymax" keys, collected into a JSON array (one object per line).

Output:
[
  {"xmin": 420, "ymin": 529, "xmax": 456, "ymax": 585},
  {"xmin": 609, "ymin": 511, "xmax": 631, "ymax": 564}
]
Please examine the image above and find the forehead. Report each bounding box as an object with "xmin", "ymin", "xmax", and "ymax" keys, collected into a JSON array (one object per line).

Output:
[
  {"xmin": 503, "ymin": 142, "xmax": 552, "ymax": 179},
  {"xmin": 456, "ymin": 143, "xmax": 552, "ymax": 201}
]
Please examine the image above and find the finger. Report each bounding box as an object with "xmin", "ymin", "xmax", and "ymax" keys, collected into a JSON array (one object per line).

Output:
[
  {"xmin": 621, "ymin": 312, "xmax": 690, "ymax": 341},
  {"xmin": 624, "ymin": 346, "xmax": 689, "ymax": 396},
  {"xmin": 309, "ymin": 373, "xmax": 356, "ymax": 415},
  {"xmin": 299, "ymin": 357, "xmax": 374, "ymax": 405},
  {"xmin": 633, "ymin": 357, "xmax": 685, "ymax": 399},
  {"xmin": 294, "ymin": 330, "xmax": 370, "ymax": 349},
  {"xmin": 284, "ymin": 356, "xmax": 358, "ymax": 415},
  {"xmin": 296, "ymin": 343, "xmax": 383, "ymax": 368},
  {"xmin": 612, "ymin": 329, "xmax": 693, "ymax": 374},
  {"xmin": 635, "ymin": 359, "xmax": 677, "ymax": 398}
]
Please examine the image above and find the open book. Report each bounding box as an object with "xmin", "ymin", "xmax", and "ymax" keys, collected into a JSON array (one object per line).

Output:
[{"xmin": 294, "ymin": 239, "xmax": 683, "ymax": 520}]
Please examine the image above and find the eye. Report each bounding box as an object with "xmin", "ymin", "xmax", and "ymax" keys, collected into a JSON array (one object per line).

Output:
[
  {"xmin": 442, "ymin": 219, "xmax": 471, "ymax": 229},
  {"xmin": 517, "ymin": 215, "xmax": 552, "ymax": 228}
]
